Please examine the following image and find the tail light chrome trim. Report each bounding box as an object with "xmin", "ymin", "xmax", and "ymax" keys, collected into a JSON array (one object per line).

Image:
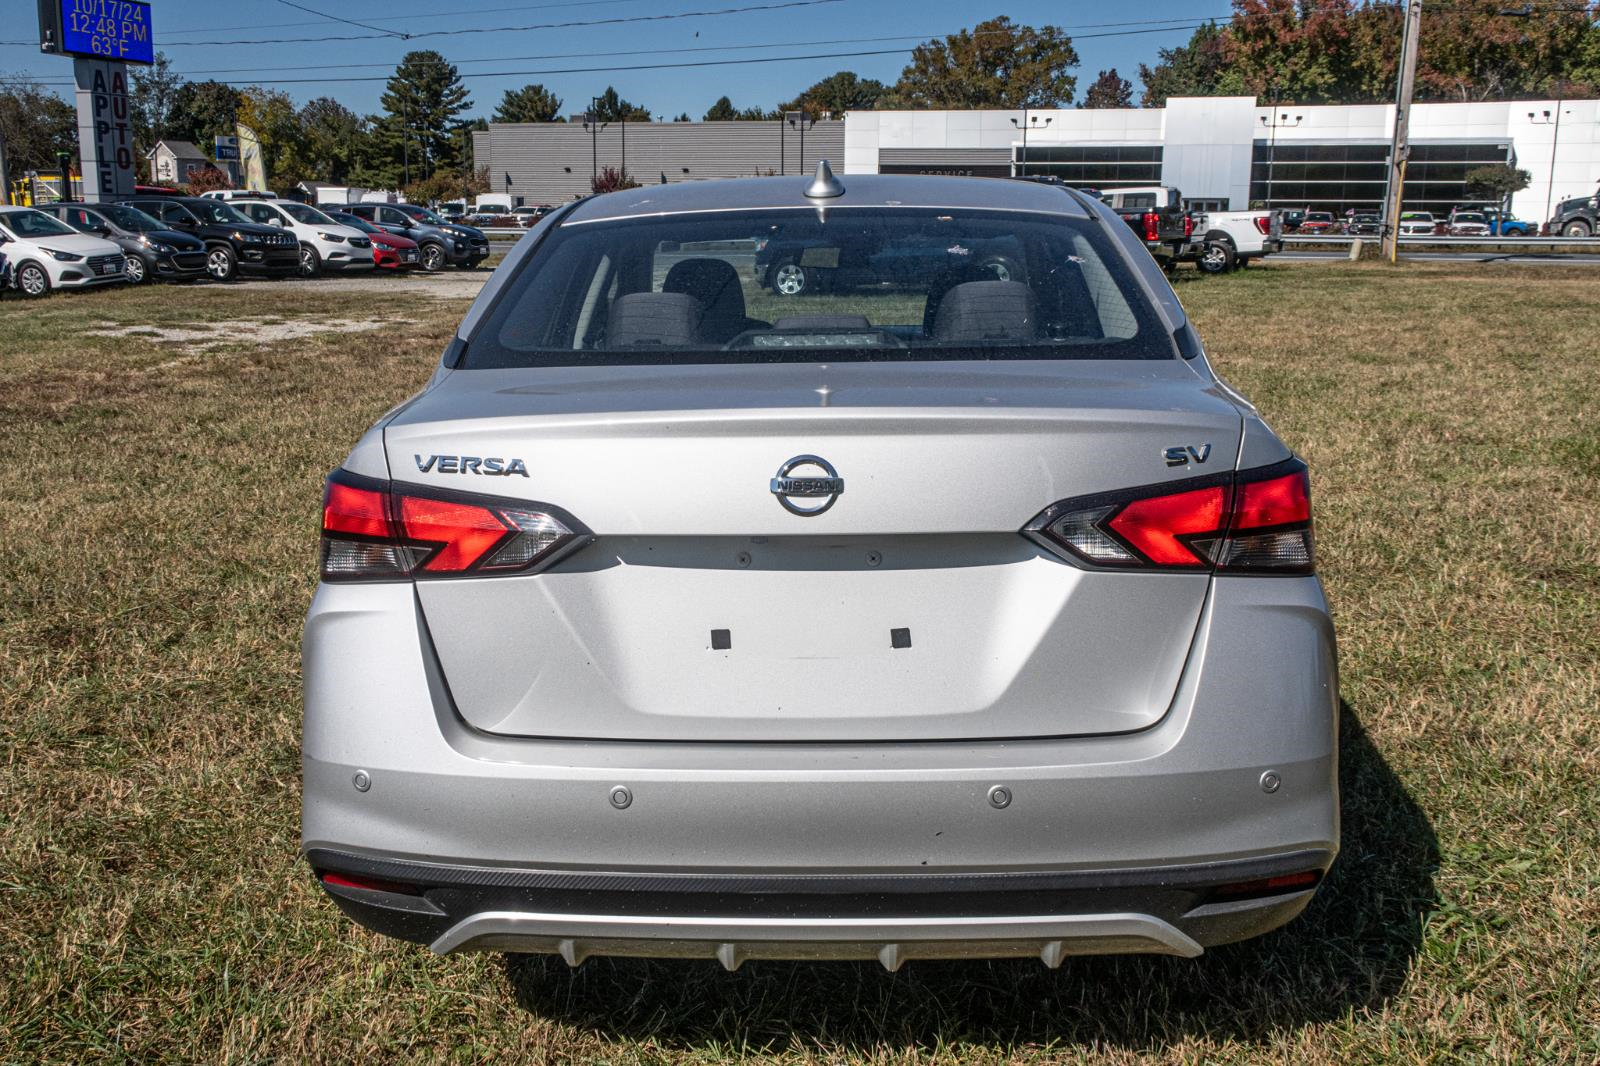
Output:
[
  {"xmin": 320, "ymin": 469, "xmax": 592, "ymax": 582},
  {"xmin": 1023, "ymin": 458, "xmax": 1313, "ymax": 575}
]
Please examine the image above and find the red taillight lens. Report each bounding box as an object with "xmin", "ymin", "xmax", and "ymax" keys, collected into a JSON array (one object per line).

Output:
[
  {"xmin": 1107, "ymin": 485, "xmax": 1226, "ymax": 567},
  {"xmin": 319, "ymin": 470, "xmax": 586, "ymax": 581},
  {"xmin": 1026, "ymin": 460, "xmax": 1313, "ymax": 574},
  {"xmin": 1183, "ymin": 214, "xmax": 1195, "ymax": 238},
  {"xmin": 1253, "ymin": 215, "xmax": 1272, "ymax": 235},
  {"xmin": 1207, "ymin": 869, "xmax": 1321, "ymax": 901},
  {"xmin": 1142, "ymin": 211, "xmax": 1160, "ymax": 242},
  {"xmin": 320, "ymin": 871, "xmax": 422, "ymax": 896}
]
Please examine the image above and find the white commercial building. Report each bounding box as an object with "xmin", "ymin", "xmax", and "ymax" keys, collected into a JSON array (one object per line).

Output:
[
  {"xmin": 845, "ymin": 97, "xmax": 1600, "ymax": 224},
  {"xmin": 473, "ymin": 98, "xmax": 1600, "ymax": 223}
]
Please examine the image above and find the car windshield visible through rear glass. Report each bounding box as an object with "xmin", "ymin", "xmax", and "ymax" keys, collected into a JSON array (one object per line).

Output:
[
  {"xmin": 466, "ymin": 207, "xmax": 1172, "ymax": 368},
  {"xmin": 97, "ymin": 204, "xmax": 164, "ymax": 232},
  {"xmin": 1, "ymin": 209, "xmax": 78, "ymax": 238},
  {"xmin": 398, "ymin": 205, "xmax": 445, "ymax": 224},
  {"xmin": 330, "ymin": 212, "xmax": 376, "ymax": 233},
  {"xmin": 284, "ymin": 203, "xmax": 336, "ymax": 225},
  {"xmin": 188, "ymin": 200, "xmax": 251, "ymax": 225}
]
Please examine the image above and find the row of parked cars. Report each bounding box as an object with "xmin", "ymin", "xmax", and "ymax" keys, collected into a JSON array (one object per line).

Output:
[
  {"xmin": 0, "ymin": 190, "xmax": 493, "ymax": 297},
  {"xmin": 1283, "ymin": 204, "xmax": 1539, "ymax": 237},
  {"xmin": 446, "ymin": 204, "xmax": 555, "ymax": 229}
]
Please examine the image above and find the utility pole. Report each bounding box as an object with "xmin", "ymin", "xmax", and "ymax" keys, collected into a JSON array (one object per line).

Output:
[
  {"xmin": 1381, "ymin": 0, "xmax": 1422, "ymax": 263},
  {"xmin": 0, "ymin": 127, "xmax": 10, "ymax": 206}
]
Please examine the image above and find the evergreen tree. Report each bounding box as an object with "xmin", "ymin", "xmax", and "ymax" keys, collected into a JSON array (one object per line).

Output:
[
  {"xmin": 374, "ymin": 51, "xmax": 473, "ymax": 183},
  {"xmin": 494, "ymin": 84, "xmax": 563, "ymax": 123}
]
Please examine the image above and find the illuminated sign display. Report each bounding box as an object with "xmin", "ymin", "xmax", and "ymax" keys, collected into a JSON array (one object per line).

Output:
[{"xmin": 54, "ymin": 0, "xmax": 154, "ymax": 65}]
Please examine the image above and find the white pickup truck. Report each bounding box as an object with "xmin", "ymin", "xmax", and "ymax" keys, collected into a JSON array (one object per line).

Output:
[{"xmin": 1189, "ymin": 207, "xmax": 1283, "ymax": 273}]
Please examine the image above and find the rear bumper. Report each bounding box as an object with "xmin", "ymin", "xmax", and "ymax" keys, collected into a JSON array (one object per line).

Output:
[
  {"xmin": 1261, "ymin": 238, "xmax": 1284, "ymax": 255},
  {"xmin": 309, "ymin": 846, "xmax": 1328, "ymax": 966},
  {"xmin": 302, "ymin": 576, "xmax": 1339, "ymax": 962}
]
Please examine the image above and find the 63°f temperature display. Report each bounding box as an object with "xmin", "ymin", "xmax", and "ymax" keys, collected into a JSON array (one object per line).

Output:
[{"xmin": 60, "ymin": 0, "xmax": 154, "ymax": 64}]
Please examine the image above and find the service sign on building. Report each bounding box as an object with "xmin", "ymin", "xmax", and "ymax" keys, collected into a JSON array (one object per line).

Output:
[{"xmin": 40, "ymin": 0, "xmax": 155, "ymax": 65}]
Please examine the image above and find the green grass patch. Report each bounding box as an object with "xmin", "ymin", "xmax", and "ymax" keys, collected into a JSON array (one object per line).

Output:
[{"xmin": 1, "ymin": 263, "xmax": 1596, "ymax": 1062}]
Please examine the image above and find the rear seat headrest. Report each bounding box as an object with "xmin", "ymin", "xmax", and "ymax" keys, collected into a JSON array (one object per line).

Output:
[
  {"xmin": 605, "ymin": 292, "xmax": 700, "ymax": 347},
  {"xmin": 931, "ymin": 280, "xmax": 1039, "ymax": 343}
]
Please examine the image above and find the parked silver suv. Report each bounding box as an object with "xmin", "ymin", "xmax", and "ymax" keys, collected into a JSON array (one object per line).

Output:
[{"xmin": 303, "ymin": 167, "xmax": 1338, "ymax": 969}]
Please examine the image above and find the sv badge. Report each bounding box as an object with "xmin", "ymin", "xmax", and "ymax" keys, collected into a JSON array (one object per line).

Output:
[{"xmin": 1164, "ymin": 444, "xmax": 1212, "ymax": 467}]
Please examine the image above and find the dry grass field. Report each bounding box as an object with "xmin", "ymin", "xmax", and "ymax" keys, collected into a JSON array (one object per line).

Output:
[{"xmin": 1, "ymin": 263, "xmax": 1596, "ymax": 1063}]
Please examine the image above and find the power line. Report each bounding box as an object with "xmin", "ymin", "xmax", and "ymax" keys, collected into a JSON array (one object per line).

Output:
[
  {"xmin": 85, "ymin": 0, "xmax": 850, "ymax": 47},
  {"xmin": 163, "ymin": 22, "xmax": 1223, "ymax": 78},
  {"xmin": 272, "ymin": 0, "xmax": 410, "ymax": 39},
  {"xmin": 163, "ymin": 0, "xmax": 653, "ymax": 37},
  {"xmin": 11, "ymin": 23, "xmax": 1261, "ymax": 90},
  {"xmin": 2, "ymin": 0, "xmax": 1593, "ymax": 48}
]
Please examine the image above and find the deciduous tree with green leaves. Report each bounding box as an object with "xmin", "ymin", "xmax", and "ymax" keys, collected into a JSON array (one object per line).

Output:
[
  {"xmin": 167, "ymin": 80, "xmax": 241, "ymax": 150},
  {"xmin": 0, "ymin": 74, "xmax": 77, "ymax": 175},
  {"xmin": 777, "ymin": 71, "xmax": 887, "ymax": 117},
  {"xmin": 130, "ymin": 52, "xmax": 183, "ymax": 161},
  {"xmin": 1464, "ymin": 164, "xmax": 1531, "ymax": 207},
  {"xmin": 1138, "ymin": 22, "xmax": 1228, "ymax": 107},
  {"xmin": 889, "ymin": 17, "xmax": 1079, "ymax": 108}
]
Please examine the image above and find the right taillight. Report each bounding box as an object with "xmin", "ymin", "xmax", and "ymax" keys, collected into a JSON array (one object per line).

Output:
[
  {"xmin": 1025, "ymin": 459, "xmax": 1314, "ymax": 574},
  {"xmin": 319, "ymin": 469, "xmax": 589, "ymax": 581}
]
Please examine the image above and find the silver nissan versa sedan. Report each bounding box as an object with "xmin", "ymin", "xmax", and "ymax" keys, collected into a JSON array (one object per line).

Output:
[{"xmin": 302, "ymin": 165, "xmax": 1338, "ymax": 970}]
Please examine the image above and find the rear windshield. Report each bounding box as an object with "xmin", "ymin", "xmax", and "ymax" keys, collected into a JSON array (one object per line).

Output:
[{"xmin": 466, "ymin": 207, "xmax": 1172, "ymax": 368}]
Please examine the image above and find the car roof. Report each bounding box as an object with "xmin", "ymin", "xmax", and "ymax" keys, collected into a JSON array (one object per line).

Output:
[{"xmin": 562, "ymin": 172, "xmax": 1091, "ymax": 226}]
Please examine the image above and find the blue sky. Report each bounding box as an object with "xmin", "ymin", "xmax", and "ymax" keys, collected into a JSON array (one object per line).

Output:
[{"xmin": 6, "ymin": 1, "xmax": 1230, "ymax": 119}]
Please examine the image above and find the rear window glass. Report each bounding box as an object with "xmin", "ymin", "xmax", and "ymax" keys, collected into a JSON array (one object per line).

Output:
[{"xmin": 466, "ymin": 208, "xmax": 1172, "ymax": 367}]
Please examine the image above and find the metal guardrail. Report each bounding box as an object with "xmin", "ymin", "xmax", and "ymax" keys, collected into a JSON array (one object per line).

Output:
[{"xmin": 1281, "ymin": 234, "xmax": 1600, "ymax": 247}]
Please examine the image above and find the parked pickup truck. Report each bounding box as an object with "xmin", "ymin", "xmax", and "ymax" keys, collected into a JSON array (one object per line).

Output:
[
  {"xmin": 1189, "ymin": 208, "xmax": 1282, "ymax": 273},
  {"xmin": 1096, "ymin": 186, "xmax": 1200, "ymax": 266},
  {"xmin": 1450, "ymin": 203, "xmax": 1535, "ymax": 236}
]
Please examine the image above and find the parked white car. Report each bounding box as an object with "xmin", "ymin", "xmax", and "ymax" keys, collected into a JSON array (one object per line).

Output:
[
  {"xmin": 0, "ymin": 205, "xmax": 127, "ymax": 297},
  {"xmin": 201, "ymin": 188, "xmax": 280, "ymax": 201},
  {"xmin": 228, "ymin": 197, "xmax": 374, "ymax": 277},
  {"xmin": 1191, "ymin": 209, "xmax": 1282, "ymax": 273}
]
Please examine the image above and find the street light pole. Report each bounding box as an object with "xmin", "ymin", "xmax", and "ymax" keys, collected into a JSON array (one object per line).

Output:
[
  {"xmin": 1530, "ymin": 103, "xmax": 1567, "ymax": 229},
  {"xmin": 1381, "ymin": 0, "xmax": 1423, "ymax": 263},
  {"xmin": 1259, "ymin": 100, "xmax": 1302, "ymax": 210},
  {"xmin": 785, "ymin": 111, "xmax": 814, "ymax": 173},
  {"xmin": 1009, "ymin": 111, "xmax": 1052, "ymax": 176}
]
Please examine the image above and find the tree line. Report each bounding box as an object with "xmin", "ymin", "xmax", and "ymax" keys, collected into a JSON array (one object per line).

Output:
[
  {"xmin": 1141, "ymin": 0, "xmax": 1600, "ymax": 107},
  {"xmin": 5, "ymin": 4, "xmax": 1600, "ymax": 196}
]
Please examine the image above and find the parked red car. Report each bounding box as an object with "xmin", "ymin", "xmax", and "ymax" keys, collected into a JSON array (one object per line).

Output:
[
  {"xmin": 1298, "ymin": 211, "xmax": 1336, "ymax": 234},
  {"xmin": 325, "ymin": 209, "xmax": 421, "ymax": 270}
]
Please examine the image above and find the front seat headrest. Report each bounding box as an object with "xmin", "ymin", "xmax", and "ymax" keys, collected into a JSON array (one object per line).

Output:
[{"xmin": 663, "ymin": 258, "xmax": 754, "ymax": 343}]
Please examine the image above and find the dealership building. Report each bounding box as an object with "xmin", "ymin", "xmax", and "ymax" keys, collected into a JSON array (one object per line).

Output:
[{"xmin": 474, "ymin": 96, "xmax": 1600, "ymax": 223}]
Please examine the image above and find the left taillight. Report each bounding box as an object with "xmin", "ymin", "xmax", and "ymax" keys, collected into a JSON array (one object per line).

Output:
[
  {"xmin": 1024, "ymin": 459, "xmax": 1313, "ymax": 574},
  {"xmin": 319, "ymin": 470, "xmax": 587, "ymax": 581}
]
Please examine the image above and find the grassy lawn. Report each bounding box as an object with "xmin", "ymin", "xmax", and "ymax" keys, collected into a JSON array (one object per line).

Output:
[{"xmin": 1, "ymin": 264, "xmax": 1596, "ymax": 1063}]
